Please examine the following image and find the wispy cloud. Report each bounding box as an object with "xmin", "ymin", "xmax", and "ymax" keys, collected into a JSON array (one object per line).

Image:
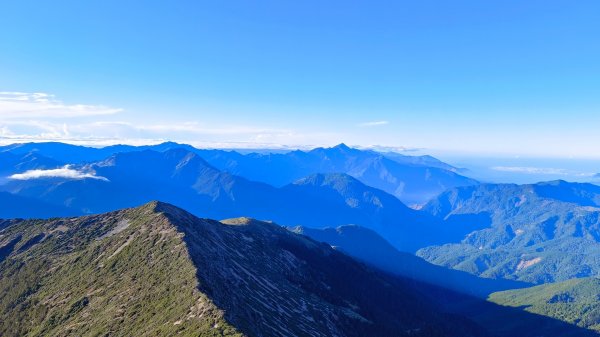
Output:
[
  {"xmin": 491, "ymin": 166, "xmax": 568, "ymax": 175},
  {"xmin": 356, "ymin": 145, "xmax": 422, "ymax": 153},
  {"xmin": 0, "ymin": 91, "xmax": 345, "ymax": 149},
  {"xmin": 0, "ymin": 118, "xmax": 342, "ymax": 149},
  {"xmin": 9, "ymin": 165, "xmax": 108, "ymax": 181},
  {"xmin": 358, "ymin": 121, "xmax": 389, "ymax": 127},
  {"xmin": 491, "ymin": 166, "xmax": 596, "ymax": 177},
  {"xmin": 0, "ymin": 92, "xmax": 122, "ymax": 119}
]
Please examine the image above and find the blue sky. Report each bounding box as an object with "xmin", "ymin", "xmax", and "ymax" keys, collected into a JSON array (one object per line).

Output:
[{"xmin": 1, "ymin": 1, "xmax": 599, "ymax": 157}]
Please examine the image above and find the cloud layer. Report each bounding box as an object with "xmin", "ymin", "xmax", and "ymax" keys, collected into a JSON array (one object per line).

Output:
[
  {"xmin": 491, "ymin": 166, "xmax": 569, "ymax": 175},
  {"xmin": 491, "ymin": 166, "xmax": 596, "ymax": 178},
  {"xmin": 9, "ymin": 165, "xmax": 108, "ymax": 181},
  {"xmin": 0, "ymin": 91, "xmax": 381, "ymax": 150}
]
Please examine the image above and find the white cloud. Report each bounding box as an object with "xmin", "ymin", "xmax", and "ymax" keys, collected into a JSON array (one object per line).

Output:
[
  {"xmin": 490, "ymin": 166, "xmax": 599, "ymax": 177},
  {"xmin": 9, "ymin": 165, "xmax": 108, "ymax": 181},
  {"xmin": 0, "ymin": 92, "xmax": 122, "ymax": 119},
  {"xmin": 0, "ymin": 118, "xmax": 343, "ymax": 149},
  {"xmin": 0, "ymin": 90, "xmax": 344, "ymax": 149},
  {"xmin": 491, "ymin": 166, "xmax": 568, "ymax": 175},
  {"xmin": 358, "ymin": 120, "xmax": 389, "ymax": 127},
  {"xmin": 356, "ymin": 144, "xmax": 422, "ymax": 153},
  {"xmin": 133, "ymin": 122, "xmax": 290, "ymax": 136}
]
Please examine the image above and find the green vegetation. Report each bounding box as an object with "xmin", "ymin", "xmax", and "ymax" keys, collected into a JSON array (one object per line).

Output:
[
  {"xmin": 489, "ymin": 277, "xmax": 600, "ymax": 332},
  {"xmin": 419, "ymin": 181, "xmax": 600, "ymax": 283},
  {"xmin": 0, "ymin": 203, "xmax": 241, "ymax": 337},
  {"xmin": 0, "ymin": 201, "xmax": 492, "ymax": 337}
]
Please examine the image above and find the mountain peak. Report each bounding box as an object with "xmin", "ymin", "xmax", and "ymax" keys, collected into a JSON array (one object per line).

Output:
[
  {"xmin": 157, "ymin": 141, "xmax": 182, "ymax": 146},
  {"xmin": 332, "ymin": 143, "xmax": 351, "ymax": 150},
  {"xmin": 537, "ymin": 179, "xmax": 570, "ymax": 186},
  {"xmin": 143, "ymin": 200, "xmax": 178, "ymax": 213},
  {"xmin": 139, "ymin": 200, "xmax": 201, "ymax": 226}
]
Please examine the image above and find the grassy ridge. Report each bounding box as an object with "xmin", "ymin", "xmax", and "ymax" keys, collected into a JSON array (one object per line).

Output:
[{"xmin": 0, "ymin": 204, "xmax": 241, "ymax": 337}]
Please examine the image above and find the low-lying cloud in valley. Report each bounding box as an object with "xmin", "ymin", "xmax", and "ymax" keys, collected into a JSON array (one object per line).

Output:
[{"xmin": 9, "ymin": 165, "xmax": 108, "ymax": 181}]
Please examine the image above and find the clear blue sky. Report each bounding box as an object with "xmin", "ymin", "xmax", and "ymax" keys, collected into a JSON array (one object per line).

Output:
[{"xmin": 1, "ymin": 0, "xmax": 599, "ymax": 157}]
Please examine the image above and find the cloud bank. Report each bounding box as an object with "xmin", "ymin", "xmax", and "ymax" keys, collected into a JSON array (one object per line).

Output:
[
  {"xmin": 491, "ymin": 166, "xmax": 596, "ymax": 178},
  {"xmin": 0, "ymin": 91, "xmax": 374, "ymax": 150},
  {"xmin": 9, "ymin": 165, "xmax": 108, "ymax": 181}
]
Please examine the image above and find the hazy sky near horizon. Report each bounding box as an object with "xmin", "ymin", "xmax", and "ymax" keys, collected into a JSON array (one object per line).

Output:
[{"xmin": 1, "ymin": 1, "xmax": 600, "ymax": 157}]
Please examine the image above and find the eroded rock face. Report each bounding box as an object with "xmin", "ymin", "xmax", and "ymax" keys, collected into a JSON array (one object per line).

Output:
[
  {"xmin": 154, "ymin": 202, "xmax": 487, "ymax": 337},
  {"xmin": 0, "ymin": 201, "xmax": 488, "ymax": 337}
]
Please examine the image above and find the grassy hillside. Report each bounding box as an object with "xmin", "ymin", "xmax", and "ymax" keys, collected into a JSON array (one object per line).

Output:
[
  {"xmin": 489, "ymin": 277, "xmax": 600, "ymax": 332},
  {"xmin": 0, "ymin": 202, "xmax": 490, "ymax": 337},
  {"xmin": 418, "ymin": 181, "xmax": 600, "ymax": 283},
  {"xmin": 0, "ymin": 203, "xmax": 240, "ymax": 337}
]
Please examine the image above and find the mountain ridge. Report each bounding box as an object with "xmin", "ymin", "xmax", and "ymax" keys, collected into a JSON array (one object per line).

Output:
[{"xmin": 0, "ymin": 201, "xmax": 493, "ymax": 337}]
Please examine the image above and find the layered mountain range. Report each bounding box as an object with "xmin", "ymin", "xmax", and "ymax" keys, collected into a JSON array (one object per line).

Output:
[
  {"xmin": 0, "ymin": 145, "xmax": 473, "ymax": 252},
  {"xmin": 0, "ymin": 142, "xmax": 477, "ymax": 205},
  {"xmin": 2, "ymin": 141, "xmax": 600, "ymax": 334}
]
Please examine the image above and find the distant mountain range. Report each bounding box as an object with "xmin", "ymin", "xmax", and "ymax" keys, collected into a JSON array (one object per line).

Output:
[
  {"xmin": 418, "ymin": 180, "xmax": 600, "ymax": 283},
  {"xmin": 183, "ymin": 143, "xmax": 478, "ymax": 206},
  {"xmin": 0, "ymin": 141, "xmax": 477, "ymax": 205},
  {"xmin": 0, "ymin": 192, "xmax": 74, "ymax": 219},
  {"xmin": 0, "ymin": 146, "xmax": 466, "ymax": 252}
]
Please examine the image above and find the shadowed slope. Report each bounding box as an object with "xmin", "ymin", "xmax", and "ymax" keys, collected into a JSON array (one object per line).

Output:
[
  {"xmin": 0, "ymin": 202, "xmax": 489, "ymax": 337},
  {"xmin": 290, "ymin": 224, "xmax": 529, "ymax": 298}
]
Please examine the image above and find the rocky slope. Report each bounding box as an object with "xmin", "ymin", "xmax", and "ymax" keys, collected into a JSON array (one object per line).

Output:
[{"xmin": 0, "ymin": 202, "xmax": 488, "ymax": 337}]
